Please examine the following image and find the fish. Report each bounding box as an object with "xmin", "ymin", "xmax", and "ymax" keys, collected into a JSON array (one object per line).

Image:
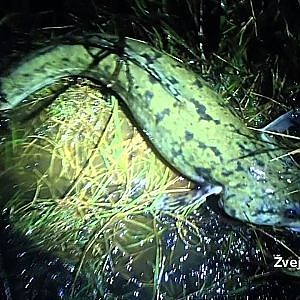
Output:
[{"xmin": 0, "ymin": 33, "xmax": 300, "ymax": 230}]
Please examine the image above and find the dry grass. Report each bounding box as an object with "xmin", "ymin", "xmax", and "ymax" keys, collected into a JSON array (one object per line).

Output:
[{"xmin": 1, "ymin": 79, "xmax": 196, "ymax": 288}]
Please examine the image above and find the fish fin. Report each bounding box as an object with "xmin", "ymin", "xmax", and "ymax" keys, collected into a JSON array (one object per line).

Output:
[
  {"xmin": 288, "ymin": 227, "xmax": 300, "ymax": 233},
  {"xmin": 150, "ymin": 184, "xmax": 223, "ymax": 214},
  {"xmin": 262, "ymin": 108, "xmax": 300, "ymax": 134},
  {"xmin": 260, "ymin": 108, "xmax": 300, "ymax": 147}
]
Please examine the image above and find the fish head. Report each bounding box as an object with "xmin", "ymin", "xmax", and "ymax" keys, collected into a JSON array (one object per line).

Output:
[{"xmin": 221, "ymin": 187, "xmax": 300, "ymax": 231}]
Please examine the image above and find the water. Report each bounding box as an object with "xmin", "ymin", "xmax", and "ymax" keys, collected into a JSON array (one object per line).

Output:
[{"xmin": 0, "ymin": 79, "xmax": 299, "ymax": 300}]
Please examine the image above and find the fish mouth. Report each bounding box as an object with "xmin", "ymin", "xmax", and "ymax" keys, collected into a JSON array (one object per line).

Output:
[{"xmin": 217, "ymin": 198, "xmax": 300, "ymax": 231}]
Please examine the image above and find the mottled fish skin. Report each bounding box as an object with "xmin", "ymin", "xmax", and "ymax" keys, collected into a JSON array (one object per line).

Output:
[{"xmin": 0, "ymin": 34, "xmax": 300, "ymax": 229}]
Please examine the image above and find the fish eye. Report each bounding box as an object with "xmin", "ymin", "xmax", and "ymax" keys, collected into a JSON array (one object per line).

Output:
[{"xmin": 284, "ymin": 208, "xmax": 299, "ymax": 219}]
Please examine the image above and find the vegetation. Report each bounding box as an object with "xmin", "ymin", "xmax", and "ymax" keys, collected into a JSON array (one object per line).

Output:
[{"xmin": 0, "ymin": 0, "xmax": 300, "ymax": 298}]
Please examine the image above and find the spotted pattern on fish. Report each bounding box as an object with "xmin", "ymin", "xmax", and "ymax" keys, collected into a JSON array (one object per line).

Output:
[
  {"xmin": 144, "ymin": 90, "xmax": 154, "ymax": 102},
  {"xmin": 0, "ymin": 33, "xmax": 300, "ymax": 229},
  {"xmin": 155, "ymin": 108, "xmax": 170, "ymax": 124}
]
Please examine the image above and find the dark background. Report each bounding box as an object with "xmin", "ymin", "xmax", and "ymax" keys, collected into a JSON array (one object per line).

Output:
[{"xmin": 0, "ymin": 1, "xmax": 300, "ymax": 299}]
